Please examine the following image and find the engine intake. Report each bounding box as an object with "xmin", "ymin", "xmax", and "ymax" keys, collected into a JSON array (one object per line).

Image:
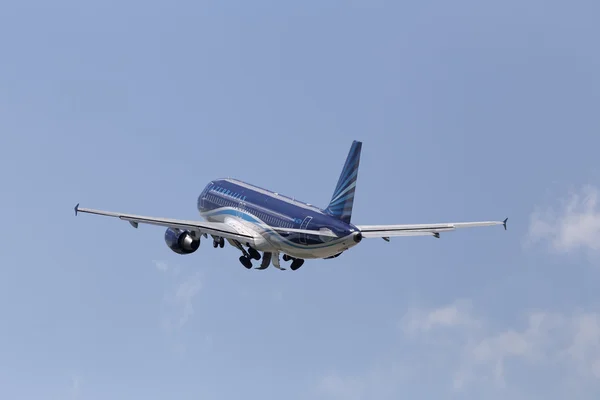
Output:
[{"xmin": 164, "ymin": 227, "xmax": 200, "ymax": 254}]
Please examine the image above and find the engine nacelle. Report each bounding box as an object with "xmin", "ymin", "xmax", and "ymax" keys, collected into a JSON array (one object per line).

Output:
[{"xmin": 164, "ymin": 227, "xmax": 200, "ymax": 255}]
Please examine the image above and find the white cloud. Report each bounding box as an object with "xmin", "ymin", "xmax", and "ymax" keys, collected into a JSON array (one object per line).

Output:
[
  {"xmin": 400, "ymin": 302, "xmax": 600, "ymax": 391},
  {"xmin": 528, "ymin": 185, "xmax": 600, "ymax": 253},
  {"xmin": 153, "ymin": 259, "xmax": 170, "ymax": 272},
  {"xmin": 153, "ymin": 259, "xmax": 205, "ymax": 353},
  {"xmin": 155, "ymin": 259, "xmax": 206, "ymax": 355},
  {"xmin": 564, "ymin": 312, "xmax": 600, "ymax": 379},
  {"xmin": 316, "ymin": 302, "xmax": 600, "ymax": 399},
  {"xmin": 453, "ymin": 311, "xmax": 567, "ymax": 389},
  {"xmin": 317, "ymin": 372, "xmax": 364, "ymax": 400},
  {"xmin": 400, "ymin": 299, "xmax": 480, "ymax": 335},
  {"xmin": 315, "ymin": 364, "xmax": 410, "ymax": 400},
  {"xmin": 174, "ymin": 271, "xmax": 203, "ymax": 328},
  {"xmin": 69, "ymin": 374, "xmax": 81, "ymax": 399},
  {"xmin": 161, "ymin": 270, "xmax": 202, "ymax": 333}
]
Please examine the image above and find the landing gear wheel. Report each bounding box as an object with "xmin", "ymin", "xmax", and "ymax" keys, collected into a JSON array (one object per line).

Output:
[
  {"xmin": 213, "ymin": 240, "xmax": 218, "ymax": 248},
  {"xmin": 239, "ymin": 256, "xmax": 252, "ymax": 269},
  {"xmin": 290, "ymin": 259, "xmax": 304, "ymax": 271},
  {"xmin": 282, "ymin": 254, "xmax": 291, "ymax": 262},
  {"xmin": 248, "ymin": 247, "xmax": 261, "ymax": 261},
  {"xmin": 219, "ymin": 237, "xmax": 225, "ymax": 247}
]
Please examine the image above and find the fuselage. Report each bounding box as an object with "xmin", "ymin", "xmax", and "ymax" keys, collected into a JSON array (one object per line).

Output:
[{"xmin": 197, "ymin": 178, "xmax": 362, "ymax": 259}]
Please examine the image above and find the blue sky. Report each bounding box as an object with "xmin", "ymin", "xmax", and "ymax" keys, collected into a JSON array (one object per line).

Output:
[{"xmin": 1, "ymin": 0, "xmax": 599, "ymax": 399}]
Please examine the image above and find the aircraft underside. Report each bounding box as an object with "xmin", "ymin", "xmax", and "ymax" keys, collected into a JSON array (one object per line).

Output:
[
  {"xmin": 201, "ymin": 211, "xmax": 357, "ymax": 271},
  {"xmin": 225, "ymin": 237, "xmax": 305, "ymax": 271}
]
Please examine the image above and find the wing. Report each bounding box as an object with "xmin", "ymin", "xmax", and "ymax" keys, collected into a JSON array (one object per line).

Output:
[
  {"xmin": 74, "ymin": 203, "xmax": 254, "ymax": 243},
  {"xmin": 356, "ymin": 218, "xmax": 507, "ymax": 240}
]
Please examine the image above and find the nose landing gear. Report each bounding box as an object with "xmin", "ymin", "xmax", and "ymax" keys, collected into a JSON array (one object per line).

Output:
[{"xmin": 212, "ymin": 236, "xmax": 225, "ymax": 248}]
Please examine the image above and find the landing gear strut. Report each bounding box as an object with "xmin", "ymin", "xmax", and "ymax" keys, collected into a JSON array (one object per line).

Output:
[{"xmin": 230, "ymin": 239, "xmax": 261, "ymax": 269}]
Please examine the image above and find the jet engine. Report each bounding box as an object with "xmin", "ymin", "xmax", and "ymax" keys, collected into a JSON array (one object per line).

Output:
[{"xmin": 164, "ymin": 227, "xmax": 200, "ymax": 254}]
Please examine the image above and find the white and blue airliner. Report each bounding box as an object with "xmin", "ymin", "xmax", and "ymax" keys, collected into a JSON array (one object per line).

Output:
[{"xmin": 75, "ymin": 141, "xmax": 507, "ymax": 271}]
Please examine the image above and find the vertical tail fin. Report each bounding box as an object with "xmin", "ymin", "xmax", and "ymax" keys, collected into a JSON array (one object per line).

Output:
[{"xmin": 324, "ymin": 140, "xmax": 362, "ymax": 224}]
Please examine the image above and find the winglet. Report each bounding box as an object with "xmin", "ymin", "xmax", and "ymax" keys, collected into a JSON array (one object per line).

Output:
[
  {"xmin": 74, "ymin": 203, "xmax": 79, "ymax": 216},
  {"xmin": 503, "ymin": 217, "xmax": 508, "ymax": 230}
]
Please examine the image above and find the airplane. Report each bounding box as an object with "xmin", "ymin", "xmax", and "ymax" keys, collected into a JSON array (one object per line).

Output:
[{"xmin": 74, "ymin": 140, "xmax": 507, "ymax": 271}]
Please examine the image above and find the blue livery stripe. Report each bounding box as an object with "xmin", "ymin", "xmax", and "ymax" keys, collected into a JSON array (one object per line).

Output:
[
  {"xmin": 201, "ymin": 208, "xmax": 349, "ymax": 250},
  {"xmin": 324, "ymin": 140, "xmax": 362, "ymax": 224}
]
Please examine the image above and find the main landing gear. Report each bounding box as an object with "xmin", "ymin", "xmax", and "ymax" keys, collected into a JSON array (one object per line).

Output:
[
  {"xmin": 230, "ymin": 240, "xmax": 304, "ymax": 271},
  {"xmin": 237, "ymin": 245, "xmax": 261, "ymax": 269},
  {"xmin": 290, "ymin": 258, "xmax": 304, "ymax": 271},
  {"xmin": 236, "ymin": 249, "xmax": 305, "ymax": 271},
  {"xmin": 283, "ymin": 254, "xmax": 304, "ymax": 271},
  {"xmin": 281, "ymin": 253, "xmax": 304, "ymax": 270},
  {"xmin": 247, "ymin": 247, "xmax": 261, "ymax": 261},
  {"xmin": 239, "ymin": 255, "xmax": 253, "ymax": 269}
]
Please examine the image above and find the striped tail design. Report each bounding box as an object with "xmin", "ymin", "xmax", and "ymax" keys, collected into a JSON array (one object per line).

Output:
[{"xmin": 324, "ymin": 140, "xmax": 362, "ymax": 224}]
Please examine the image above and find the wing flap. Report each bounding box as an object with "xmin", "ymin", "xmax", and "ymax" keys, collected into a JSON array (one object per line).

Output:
[
  {"xmin": 75, "ymin": 204, "xmax": 255, "ymax": 243},
  {"xmin": 269, "ymin": 227, "xmax": 338, "ymax": 237},
  {"xmin": 360, "ymin": 230, "xmax": 451, "ymax": 238},
  {"xmin": 357, "ymin": 219, "xmax": 506, "ymax": 239}
]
